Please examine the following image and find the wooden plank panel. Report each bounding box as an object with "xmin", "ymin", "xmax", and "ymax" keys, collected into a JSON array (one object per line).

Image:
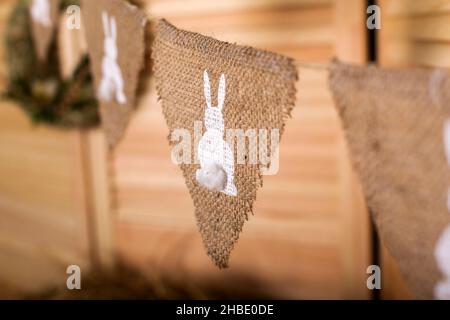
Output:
[
  {"xmin": 379, "ymin": 0, "xmax": 450, "ymax": 17},
  {"xmin": 334, "ymin": 0, "xmax": 371, "ymax": 299},
  {"xmin": 0, "ymin": 103, "xmax": 91, "ymax": 296},
  {"xmin": 116, "ymin": 221, "xmax": 345, "ymax": 299},
  {"xmin": 113, "ymin": 0, "xmax": 371, "ymax": 299},
  {"xmin": 381, "ymin": 14, "xmax": 450, "ymax": 42},
  {"xmin": 0, "ymin": 1, "xmax": 97, "ymax": 296},
  {"xmin": 380, "ymin": 40, "xmax": 450, "ymax": 68},
  {"xmin": 0, "ymin": 0, "xmax": 372, "ymax": 299}
]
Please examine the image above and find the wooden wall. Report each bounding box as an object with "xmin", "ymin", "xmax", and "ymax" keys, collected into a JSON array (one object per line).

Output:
[
  {"xmin": 0, "ymin": 0, "xmax": 109, "ymax": 298},
  {"xmin": 376, "ymin": 0, "xmax": 450, "ymax": 299},
  {"xmin": 112, "ymin": 0, "xmax": 372, "ymax": 299},
  {"xmin": 0, "ymin": 0, "xmax": 76, "ymax": 297},
  {"xmin": 379, "ymin": 0, "xmax": 450, "ymax": 68}
]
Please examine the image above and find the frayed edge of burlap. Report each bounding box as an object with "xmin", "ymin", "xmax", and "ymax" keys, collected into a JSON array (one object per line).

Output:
[
  {"xmin": 122, "ymin": 0, "xmax": 153, "ymax": 109},
  {"xmin": 129, "ymin": 0, "xmax": 153, "ymax": 106},
  {"xmin": 329, "ymin": 59, "xmax": 450, "ymax": 106},
  {"xmin": 328, "ymin": 60, "xmax": 374, "ymax": 214}
]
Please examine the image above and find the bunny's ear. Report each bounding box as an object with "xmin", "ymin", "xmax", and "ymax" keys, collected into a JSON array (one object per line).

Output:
[
  {"xmin": 444, "ymin": 119, "xmax": 450, "ymax": 165},
  {"xmin": 102, "ymin": 12, "xmax": 110, "ymax": 37},
  {"xmin": 110, "ymin": 16, "xmax": 117, "ymax": 41},
  {"xmin": 203, "ymin": 70, "xmax": 212, "ymax": 108},
  {"xmin": 217, "ymin": 74, "xmax": 226, "ymax": 111}
]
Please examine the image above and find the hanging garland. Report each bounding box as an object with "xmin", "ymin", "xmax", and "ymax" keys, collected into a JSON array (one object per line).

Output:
[
  {"xmin": 3, "ymin": 0, "xmax": 99, "ymax": 128},
  {"xmin": 80, "ymin": 0, "xmax": 151, "ymax": 147}
]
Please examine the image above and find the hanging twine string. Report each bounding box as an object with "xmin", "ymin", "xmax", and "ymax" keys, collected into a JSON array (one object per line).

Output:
[
  {"xmin": 295, "ymin": 60, "xmax": 449, "ymax": 109},
  {"xmin": 295, "ymin": 60, "xmax": 448, "ymax": 107},
  {"xmin": 295, "ymin": 60, "xmax": 330, "ymax": 71}
]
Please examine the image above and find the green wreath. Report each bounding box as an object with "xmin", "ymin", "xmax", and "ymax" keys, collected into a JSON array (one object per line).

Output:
[{"xmin": 3, "ymin": 0, "xmax": 99, "ymax": 128}]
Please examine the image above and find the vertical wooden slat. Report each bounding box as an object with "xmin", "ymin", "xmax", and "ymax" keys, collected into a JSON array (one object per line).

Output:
[
  {"xmin": 379, "ymin": 242, "xmax": 412, "ymax": 299},
  {"xmin": 334, "ymin": 0, "xmax": 372, "ymax": 299},
  {"xmin": 58, "ymin": 13, "xmax": 87, "ymax": 79},
  {"xmin": 84, "ymin": 130, "xmax": 115, "ymax": 269},
  {"xmin": 334, "ymin": 0, "xmax": 368, "ymax": 64}
]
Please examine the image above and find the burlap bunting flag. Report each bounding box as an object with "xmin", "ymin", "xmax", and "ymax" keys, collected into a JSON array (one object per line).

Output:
[
  {"xmin": 329, "ymin": 60, "xmax": 450, "ymax": 299},
  {"xmin": 28, "ymin": 0, "xmax": 59, "ymax": 61},
  {"xmin": 153, "ymin": 19, "xmax": 298, "ymax": 268},
  {"xmin": 81, "ymin": 0, "xmax": 148, "ymax": 148}
]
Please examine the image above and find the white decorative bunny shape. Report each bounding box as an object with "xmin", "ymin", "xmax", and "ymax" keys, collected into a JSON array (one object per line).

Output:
[
  {"xmin": 31, "ymin": 0, "xmax": 52, "ymax": 27},
  {"xmin": 435, "ymin": 120, "xmax": 450, "ymax": 299},
  {"xmin": 196, "ymin": 71, "xmax": 237, "ymax": 197},
  {"xmin": 98, "ymin": 11, "xmax": 127, "ymax": 105},
  {"xmin": 435, "ymin": 225, "xmax": 450, "ymax": 299}
]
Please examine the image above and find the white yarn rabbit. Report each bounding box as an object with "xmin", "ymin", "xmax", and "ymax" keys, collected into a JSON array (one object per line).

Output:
[
  {"xmin": 31, "ymin": 0, "xmax": 52, "ymax": 27},
  {"xmin": 196, "ymin": 71, "xmax": 237, "ymax": 197},
  {"xmin": 435, "ymin": 120, "xmax": 450, "ymax": 299},
  {"xmin": 98, "ymin": 11, "xmax": 127, "ymax": 105}
]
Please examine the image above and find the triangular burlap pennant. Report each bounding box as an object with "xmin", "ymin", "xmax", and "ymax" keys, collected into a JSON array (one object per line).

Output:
[
  {"xmin": 81, "ymin": 0, "xmax": 147, "ymax": 148},
  {"xmin": 28, "ymin": 0, "xmax": 59, "ymax": 61},
  {"xmin": 329, "ymin": 60, "xmax": 450, "ymax": 298},
  {"xmin": 153, "ymin": 19, "xmax": 298, "ymax": 268}
]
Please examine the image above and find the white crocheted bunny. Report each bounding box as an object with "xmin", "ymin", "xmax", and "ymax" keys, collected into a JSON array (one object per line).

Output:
[
  {"xmin": 98, "ymin": 11, "xmax": 127, "ymax": 105},
  {"xmin": 196, "ymin": 71, "xmax": 237, "ymax": 196},
  {"xmin": 31, "ymin": 0, "xmax": 52, "ymax": 27}
]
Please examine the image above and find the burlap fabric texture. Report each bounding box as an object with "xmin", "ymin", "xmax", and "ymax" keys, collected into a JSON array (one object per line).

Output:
[
  {"xmin": 153, "ymin": 19, "xmax": 298, "ymax": 268},
  {"xmin": 81, "ymin": 0, "xmax": 148, "ymax": 148},
  {"xmin": 330, "ymin": 60, "xmax": 450, "ymax": 299}
]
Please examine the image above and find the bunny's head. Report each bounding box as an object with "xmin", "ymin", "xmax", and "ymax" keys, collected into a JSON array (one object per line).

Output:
[
  {"xmin": 102, "ymin": 12, "xmax": 118, "ymax": 60},
  {"xmin": 203, "ymin": 71, "xmax": 226, "ymax": 134}
]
